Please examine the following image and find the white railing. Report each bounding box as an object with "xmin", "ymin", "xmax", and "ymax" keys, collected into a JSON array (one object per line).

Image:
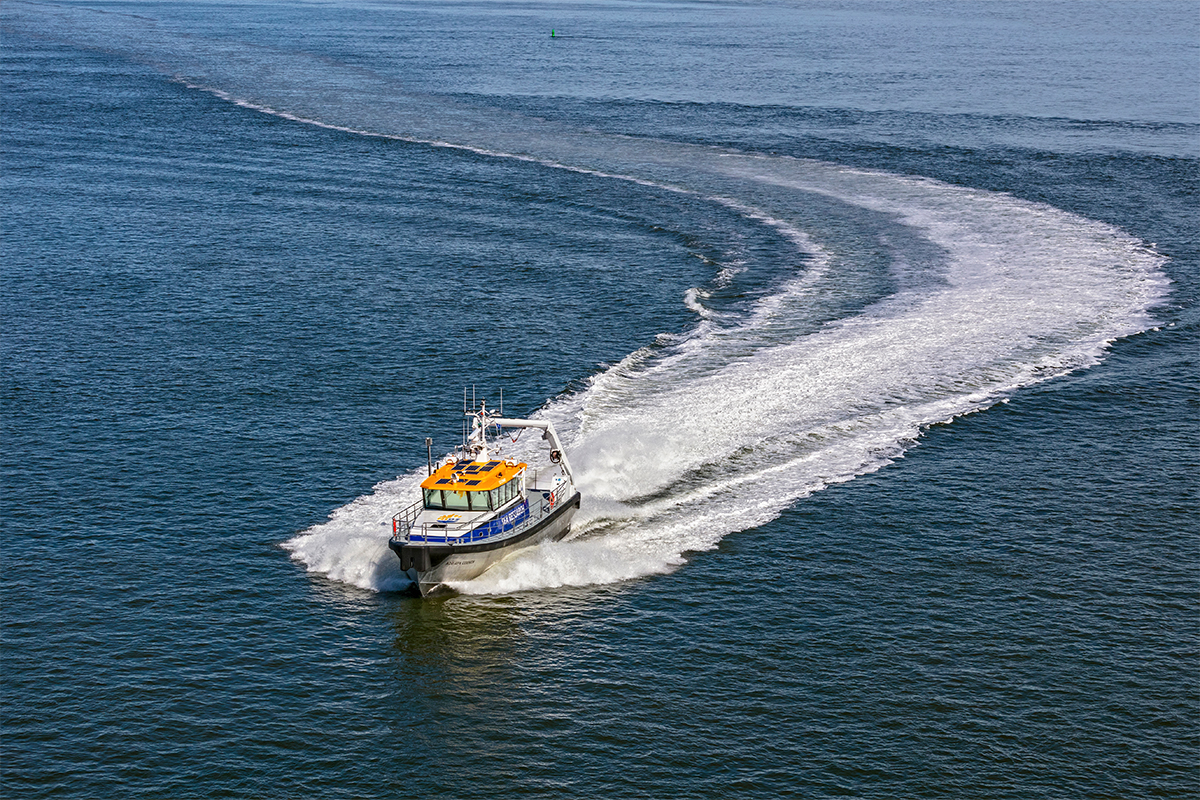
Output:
[{"xmin": 392, "ymin": 483, "xmax": 571, "ymax": 546}]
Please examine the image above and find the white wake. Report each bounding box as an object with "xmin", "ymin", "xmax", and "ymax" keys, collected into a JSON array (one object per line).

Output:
[
  {"xmin": 284, "ymin": 158, "xmax": 1168, "ymax": 595},
  {"xmin": 7, "ymin": 0, "xmax": 1172, "ymax": 593}
]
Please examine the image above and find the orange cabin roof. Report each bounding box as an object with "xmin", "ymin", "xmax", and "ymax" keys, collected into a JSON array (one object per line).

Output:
[{"xmin": 419, "ymin": 459, "xmax": 526, "ymax": 493}]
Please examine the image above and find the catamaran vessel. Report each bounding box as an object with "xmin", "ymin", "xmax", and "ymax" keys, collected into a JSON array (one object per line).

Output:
[{"xmin": 389, "ymin": 398, "xmax": 581, "ymax": 597}]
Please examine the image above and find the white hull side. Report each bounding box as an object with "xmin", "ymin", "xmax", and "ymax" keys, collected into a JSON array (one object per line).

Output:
[{"xmin": 411, "ymin": 503, "xmax": 577, "ymax": 596}]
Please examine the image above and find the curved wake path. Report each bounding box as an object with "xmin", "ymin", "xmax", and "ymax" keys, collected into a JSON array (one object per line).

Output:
[
  {"xmin": 11, "ymin": 2, "xmax": 1165, "ymax": 594},
  {"xmin": 286, "ymin": 157, "xmax": 1167, "ymax": 595}
]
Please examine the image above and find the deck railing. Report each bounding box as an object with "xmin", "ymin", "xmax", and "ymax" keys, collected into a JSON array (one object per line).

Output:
[{"xmin": 392, "ymin": 482, "xmax": 570, "ymax": 546}]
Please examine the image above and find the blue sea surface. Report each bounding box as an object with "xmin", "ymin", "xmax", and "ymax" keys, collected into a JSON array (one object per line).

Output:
[{"xmin": 2, "ymin": 2, "xmax": 1197, "ymax": 797}]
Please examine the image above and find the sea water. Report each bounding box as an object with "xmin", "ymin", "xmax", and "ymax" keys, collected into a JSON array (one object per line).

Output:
[{"xmin": 2, "ymin": 2, "xmax": 1197, "ymax": 797}]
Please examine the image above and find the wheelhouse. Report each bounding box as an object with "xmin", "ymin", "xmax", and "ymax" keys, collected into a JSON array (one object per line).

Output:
[{"xmin": 419, "ymin": 458, "xmax": 526, "ymax": 513}]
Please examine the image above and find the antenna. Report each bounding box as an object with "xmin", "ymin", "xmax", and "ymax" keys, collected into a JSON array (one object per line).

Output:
[{"xmin": 499, "ymin": 387, "xmax": 504, "ymax": 417}]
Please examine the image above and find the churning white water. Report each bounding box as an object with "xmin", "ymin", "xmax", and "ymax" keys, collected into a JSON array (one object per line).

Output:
[{"xmin": 284, "ymin": 153, "xmax": 1167, "ymax": 595}]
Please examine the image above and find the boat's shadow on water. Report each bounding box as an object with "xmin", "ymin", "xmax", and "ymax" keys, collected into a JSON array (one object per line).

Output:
[
  {"xmin": 378, "ymin": 591, "xmax": 583, "ymax": 707},
  {"xmin": 381, "ymin": 583, "xmax": 624, "ymax": 666},
  {"xmin": 384, "ymin": 594, "xmax": 523, "ymax": 655}
]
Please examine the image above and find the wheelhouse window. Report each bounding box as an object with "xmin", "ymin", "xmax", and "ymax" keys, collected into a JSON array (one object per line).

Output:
[
  {"xmin": 423, "ymin": 475, "xmax": 521, "ymax": 511},
  {"xmin": 442, "ymin": 490, "xmax": 470, "ymax": 511},
  {"xmin": 423, "ymin": 488, "xmax": 497, "ymax": 511}
]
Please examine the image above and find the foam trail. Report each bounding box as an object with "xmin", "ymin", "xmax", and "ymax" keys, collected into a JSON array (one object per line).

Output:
[
  {"xmin": 460, "ymin": 163, "xmax": 1166, "ymax": 594},
  {"xmin": 287, "ymin": 160, "xmax": 1167, "ymax": 595},
  {"xmin": 44, "ymin": 4, "xmax": 1159, "ymax": 593}
]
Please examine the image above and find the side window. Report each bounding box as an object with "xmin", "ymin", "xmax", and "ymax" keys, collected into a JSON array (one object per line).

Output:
[{"xmin": 423, "ymin": 489, "xmax": 443, "ymax": 509}]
